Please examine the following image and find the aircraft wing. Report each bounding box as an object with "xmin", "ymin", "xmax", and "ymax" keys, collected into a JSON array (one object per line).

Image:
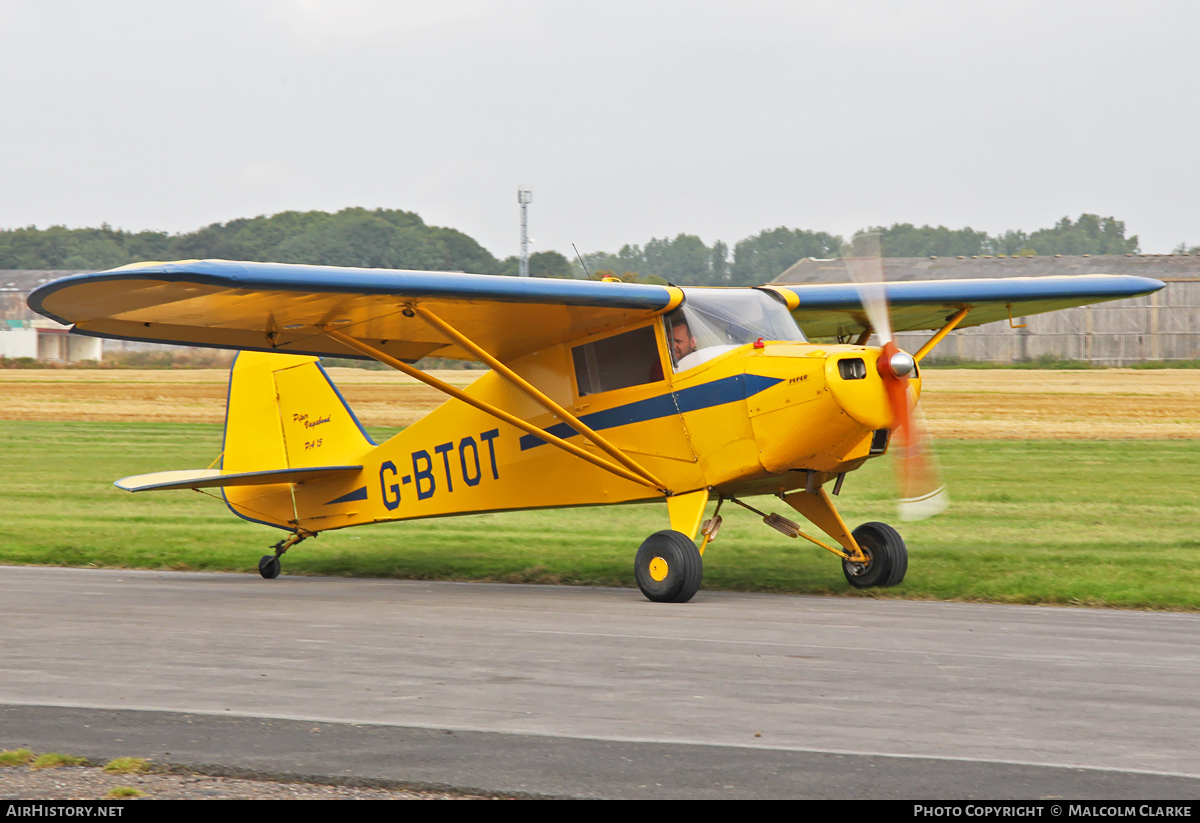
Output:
[
  {"xmin": 28, "ymin": 260, "xmax": 682, "ymax": 363},
  {"xmin": 30, "ymin": 262, "xmax": 1163, "ymax": 356},
  {"xmin": 779, "ymin": 275, "xmax": 1164, "ymax": 339}
]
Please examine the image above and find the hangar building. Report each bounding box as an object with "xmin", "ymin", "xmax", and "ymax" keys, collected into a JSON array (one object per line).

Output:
[{"xmin": 0, "ymin": 270, "xmax": 101, "ymax": 362}]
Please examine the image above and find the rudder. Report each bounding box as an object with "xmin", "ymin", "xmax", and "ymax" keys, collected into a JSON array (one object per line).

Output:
[{"xmin": 222, "ymin": 351, "xmax": 375, "ymax": 474}]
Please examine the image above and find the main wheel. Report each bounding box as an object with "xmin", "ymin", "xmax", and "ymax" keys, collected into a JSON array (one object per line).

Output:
[
  {"xmin": 258, "ymin": 554, "xmax": 281, "ymax": 579},
  {"xmin": 634, "ymin": 530, "xmax": 703, "ymax": 603},
  {"xmin": 842, "ymin": 522, "xmax": 907, "ymax": 588}
]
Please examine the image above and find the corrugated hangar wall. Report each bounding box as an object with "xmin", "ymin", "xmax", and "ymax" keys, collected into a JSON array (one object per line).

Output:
[{"xmin": 772, "ymin": 255, "xmax": 1200, "ymax": 365}]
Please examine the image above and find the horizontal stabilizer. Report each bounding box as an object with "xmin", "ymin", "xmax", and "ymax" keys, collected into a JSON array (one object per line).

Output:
[{"xmin": 114, "ymin": 465, "xmax": 362, "ymax": 493}]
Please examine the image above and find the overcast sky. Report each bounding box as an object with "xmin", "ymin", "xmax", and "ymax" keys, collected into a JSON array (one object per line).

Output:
[{"xmin": 2, "ymin": 1, "xmax": 1198, "ymax": 256}]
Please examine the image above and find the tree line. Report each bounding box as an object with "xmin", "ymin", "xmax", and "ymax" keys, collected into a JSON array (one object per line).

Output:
[
  {"xmin": 0, "ymin": 209, "xmax": 1141, "ymax": 286},
  {"xmin": 0, "ymin": 207, "xmax": 576, "ymax": 280},
  {"xmin": 580, "ymin": 215, "xmax": 1140, "ymax": 285}
]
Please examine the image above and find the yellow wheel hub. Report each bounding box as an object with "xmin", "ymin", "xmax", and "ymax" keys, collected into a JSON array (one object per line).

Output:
[{"xmin": 648, "ymin": 556, "xmax": 669, "ymax": 582}]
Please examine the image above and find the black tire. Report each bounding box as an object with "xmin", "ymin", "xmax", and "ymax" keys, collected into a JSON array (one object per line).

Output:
[
  {"xmin": 842, "ymin": 522, "xmax": 907, "ymax": 588},
  {"xmin": 258, "ymin": 555, "xmax": 281, "ymax": 580},
  {"xmin": 634, "ymin": 530, "xmax": 703, "ymax": 603}
]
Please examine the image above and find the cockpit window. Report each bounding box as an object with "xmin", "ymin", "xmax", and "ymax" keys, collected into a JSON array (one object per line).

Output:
[
  {"xmin": 665, "ymin": 289, "xmax": 807, "ymax": 372},
  {"xmin": 572, "ymin": 325, "xmax": 662, "ymax": 396}
]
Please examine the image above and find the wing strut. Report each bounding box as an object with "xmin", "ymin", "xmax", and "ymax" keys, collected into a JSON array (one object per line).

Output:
[
  {"xmin": 913, "ymin": 307, "xmax": 970, "ymax": 363},
  {"xmin": 322, "ymin": 329, "xmax": 669, "ymax": 494},
  {"xmin": 410, "ymin": 305, "xmax": 669, "ymax": 492}
]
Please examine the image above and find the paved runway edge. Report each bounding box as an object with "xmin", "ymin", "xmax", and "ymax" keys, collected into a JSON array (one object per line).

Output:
[{"xmin": 3, "ymin": 704, "xmax": 1198, "ymax": 800}]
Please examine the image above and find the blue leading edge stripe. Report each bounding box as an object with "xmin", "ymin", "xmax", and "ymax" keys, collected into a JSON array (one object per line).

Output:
[
  {"xmin": 787, "ymin": 275, "xmax": 1164, "ymax": 308},
  {"xmin": 27, "ymin": 260, "xmax": 675, "ymax": 320},
  {"xmin": 519, "ymin": 374, "xmax": 783, "ymax": 450}
]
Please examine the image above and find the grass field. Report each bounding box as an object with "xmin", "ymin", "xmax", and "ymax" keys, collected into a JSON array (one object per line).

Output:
[{"xmin": 2, "ymin": 418, "xmax": 1197, "ymax": 609}]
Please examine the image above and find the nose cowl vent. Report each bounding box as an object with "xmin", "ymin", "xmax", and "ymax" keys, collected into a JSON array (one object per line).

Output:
[{"xmin": 838, "ymin": 358, "xmax": 867, "ymax": 380}]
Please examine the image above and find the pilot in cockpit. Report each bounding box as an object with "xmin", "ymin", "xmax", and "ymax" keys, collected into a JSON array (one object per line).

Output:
[
  {"xmin": 665, "ymin": 290, "xmax": 807, "ymax": 373},
  {"xmin": 667, "ymin": 311, "xmax": 740, "ymax": 372},
  {"xmin": 670, "ymin": 317, "xmax": 698, "ymax": 362}
]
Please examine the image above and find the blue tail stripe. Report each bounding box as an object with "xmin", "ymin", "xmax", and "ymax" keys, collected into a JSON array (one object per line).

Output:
[{"xmin": 519, "ymin": 373, "xmax": 782, "ymax": 450}]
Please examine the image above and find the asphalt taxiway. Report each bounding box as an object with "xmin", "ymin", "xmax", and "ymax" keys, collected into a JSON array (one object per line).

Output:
[{"xmin": 2, "ymin": 567, "xmax": 1198, "ymax": 798}]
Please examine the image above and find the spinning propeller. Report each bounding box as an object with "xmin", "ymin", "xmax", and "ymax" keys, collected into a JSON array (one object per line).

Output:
[{"xmin": 843, "ymin": 233, "xmax": 948, "ymax": 521}]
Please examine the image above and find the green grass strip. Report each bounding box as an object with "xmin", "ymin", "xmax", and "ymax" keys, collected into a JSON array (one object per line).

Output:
[{"xmin": 1, "ymin": 421, "xmax": 1197, "ymax": 610}]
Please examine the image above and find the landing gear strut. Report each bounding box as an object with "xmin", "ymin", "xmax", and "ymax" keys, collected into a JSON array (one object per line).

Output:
[{"xmin": 258, "ymin": 530, "xmax": 314, "ymax": 579}]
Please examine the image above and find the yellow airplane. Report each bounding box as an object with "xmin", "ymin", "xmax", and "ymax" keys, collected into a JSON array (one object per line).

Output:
[{"xmin": 28, "ymin": 259, "xmax": 1162, "ymax": 602}]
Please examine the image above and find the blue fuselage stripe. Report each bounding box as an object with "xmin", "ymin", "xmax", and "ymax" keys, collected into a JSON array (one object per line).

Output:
[
  {"xmin": 325, "ymin": 485, "xmax": 369, "ymax": 505},
  {"xmin": 519, "ymin": 373, "xmax": 783, "ymax": 450}
]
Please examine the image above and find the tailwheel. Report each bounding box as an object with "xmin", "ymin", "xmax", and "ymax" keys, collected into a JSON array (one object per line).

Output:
[
  {"xmin": 842, "ymin": 522, "xmax": 908, "ymax": 588},
  {"xmin": 258, "ymin": 554, "xmax": 281, "ymax": 579},
  {"xmin": 634, "ymin": 530, "xmax": 703, "ymax": 603},
  {"xmin": 258, "ymin": 530, "xmax": 312, "ymax": 579}
]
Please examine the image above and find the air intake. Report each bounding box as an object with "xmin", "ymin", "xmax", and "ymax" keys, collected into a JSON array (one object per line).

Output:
[
  {"xmin": 870, "ymin": 429, "xmax": 889, "ymax": 455},
  {"xmin": 838, "ymin": 358, "xmax": 867, "ymax": 380}
]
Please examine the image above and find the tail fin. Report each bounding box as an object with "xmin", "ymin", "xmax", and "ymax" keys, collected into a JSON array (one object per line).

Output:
[{"xmin": 222, "ymin": 351, "xmax": 374, "ymax": 474}]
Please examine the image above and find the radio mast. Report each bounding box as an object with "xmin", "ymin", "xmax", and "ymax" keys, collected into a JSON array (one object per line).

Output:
[{"xmin": 517, "ymin": 186, "xmax": 533, "ymax": 277}]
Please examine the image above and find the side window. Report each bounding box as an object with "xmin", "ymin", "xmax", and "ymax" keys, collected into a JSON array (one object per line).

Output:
[{"xmin": 572, "ymin": 325, "xmax": 663, "ymax": 396}]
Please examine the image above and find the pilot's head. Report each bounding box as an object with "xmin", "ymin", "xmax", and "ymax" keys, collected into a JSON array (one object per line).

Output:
[{"xmin": 670, "ymin": 319, "xmax": 697, "ymax": 360}]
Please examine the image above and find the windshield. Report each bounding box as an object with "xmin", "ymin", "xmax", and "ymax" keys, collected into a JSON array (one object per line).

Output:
[{"xmin": 665, "ymin": 289, "xmax": 807, "ymax": 372}]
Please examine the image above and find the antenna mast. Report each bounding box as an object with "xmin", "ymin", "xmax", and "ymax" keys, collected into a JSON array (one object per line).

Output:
[{"xmin": 517, "ymin": 185, "xmax": 533, "ymax": 277}]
